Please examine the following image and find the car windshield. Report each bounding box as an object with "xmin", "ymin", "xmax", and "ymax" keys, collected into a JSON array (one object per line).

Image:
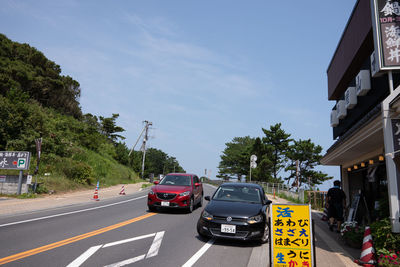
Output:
[
  {"xmin": 159, "ymin": 175, "xmax": 191, "ymax": 186},
  {"xmin": 213, "ymin": 185, "xmax": 261, "ymax": 203}
]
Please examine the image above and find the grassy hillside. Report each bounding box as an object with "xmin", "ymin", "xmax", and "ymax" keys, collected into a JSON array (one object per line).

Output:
[
  {"xmin": 0, "ymin": 87, "xmax": 142, "ymax": 194},
  {"xmin": 0, "ymin": 33, "xmax": 185, "ymax": 194}
]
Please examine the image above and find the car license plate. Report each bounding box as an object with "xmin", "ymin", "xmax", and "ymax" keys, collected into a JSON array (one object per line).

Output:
[
  {"xmin": 221, "ymin": 224, "xmax": 236, "ymax": 233},
  {"xmin": 161, "ymin": 201, "xmax": 170, "ymax": 207}
]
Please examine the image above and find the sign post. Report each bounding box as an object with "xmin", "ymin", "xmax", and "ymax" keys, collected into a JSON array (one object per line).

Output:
[
  {"xmin": 270, "ymin": 204, "xmax": 315, "ymax": 267},
  {"xmin": 371, "ymin": 0, "xmax": 400, "ymax": 232},
  {"xmin": 249, "ymin": 155, "xmax": 257, "ymax": 182}
]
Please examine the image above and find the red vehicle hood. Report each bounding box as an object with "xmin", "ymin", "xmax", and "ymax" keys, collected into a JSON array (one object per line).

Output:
[{"xmin": 153, "ymin": 185, "xmax": 192, "ymax": 194}]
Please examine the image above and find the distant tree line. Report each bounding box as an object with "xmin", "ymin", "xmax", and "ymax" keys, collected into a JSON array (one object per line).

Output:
[
  {"xmin": 217, "ymin": 123, "xmax": 331, "ymax": 189},
  {"xmin": 0, "ymin": 33, "xmax": 184, "ymax": 182}
]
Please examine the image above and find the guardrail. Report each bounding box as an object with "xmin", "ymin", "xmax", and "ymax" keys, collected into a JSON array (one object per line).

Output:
[
  {"xmin": 203, "ymin": 180, "xmax": 306, "ymax": 203},
  {"xmin": 253, "ymin": 182, "xmax": 305, "ymax": 204}
]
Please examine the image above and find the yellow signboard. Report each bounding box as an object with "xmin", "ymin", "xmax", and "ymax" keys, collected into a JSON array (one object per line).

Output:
[{"xmin": 270, "ymin": 204, "xmax": 314, "ymax": 267}]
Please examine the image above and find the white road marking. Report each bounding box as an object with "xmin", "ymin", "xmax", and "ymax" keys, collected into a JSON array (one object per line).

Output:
[
  {"xmin": 66, "ymin": 245, "xmax": 103, "ymax": 267},
  {"xmin": 103, "ymin": 233, "xmax": 156, "ymax": 248},
  {"xmin": 146, "ymin": 231, "xmax": 165, "ymax": 258},
  {"xmin": 103, "ymin": 254, "xmax": 146, "ymax": 267},
  {"xmin": 66, "ymin": 231, "xmax": 165, "ymax": 267},
  {"xmin": 0, "ymin": 195, "xmax": 147, "ymax": 228},
  {"xmin": 181, "ymin": 238, "xmax": 215, "ymax": 267}
]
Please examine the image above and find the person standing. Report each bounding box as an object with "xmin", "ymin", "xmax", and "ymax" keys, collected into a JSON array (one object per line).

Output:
[{"xmin": 327, "ymin": 180, "xmax": 346, "ymax": 232}]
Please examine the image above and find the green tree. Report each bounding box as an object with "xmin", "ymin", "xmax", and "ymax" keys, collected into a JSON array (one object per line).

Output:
[
  {"xmin": 285, "ymin": 139, "xmax": 332, "ymax": 188},
  {"xmin": 0, "ymin": 33, "xmax": 82, "ymax": 118},
  {"xmin": 260, "ymin": 123, "xmax": 291, "ymax": 181},
  {"xmin": 217, "ymin": 136, "xmax": 255, "ymax": 181},
  {"xmin": 114, "ymin": 142, "xmax": 130, "ymax": 165},
  {"xmin": 129, "ymin": 149, "xmax": 185, "ymax": 178},
  {"xmin": 250, "ymin": 137, "xmax": 274, "ymax": 182},
  {"xmin": 99, "ymin": 113, "xmax": 125, "ymax": 144}
]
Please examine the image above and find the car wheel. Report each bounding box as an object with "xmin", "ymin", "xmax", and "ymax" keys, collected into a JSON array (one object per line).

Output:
[
  {"xmin": 260, "ymin": 222, "xmax": 269, "ymax": 244},
  {"xmin": 148, "ymin": 205, "xmax": 157, "ymax": 212},
  {"xmin": 187, "ymin": 197, "xmax": 194, "ymax": 213}
]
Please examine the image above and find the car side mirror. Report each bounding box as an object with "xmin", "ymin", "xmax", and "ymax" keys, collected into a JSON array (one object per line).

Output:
[
  {"xmin": 265, "ymin": 200, "xmax": 272, "ymax": 205},
  {"xmin": 154, "ymin": 181, "xmax": 159, "ymax": 185},
  {"xmin": 195, "ymin": 183, "xmax": 201, "ymax": 187},
  {"xmin": 205, "ymin": 196, "xmax": 211, "ymax": 201}
]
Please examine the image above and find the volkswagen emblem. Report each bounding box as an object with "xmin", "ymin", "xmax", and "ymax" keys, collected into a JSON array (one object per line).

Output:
[{"xmin": 226, "ymin": 216, "xmax": 232, "ymax": 222}]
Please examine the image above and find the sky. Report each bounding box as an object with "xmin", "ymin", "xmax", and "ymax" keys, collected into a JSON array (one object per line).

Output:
[{"xmin": 0, "ymin": 0, "xmax": 357, "ymax": 190}]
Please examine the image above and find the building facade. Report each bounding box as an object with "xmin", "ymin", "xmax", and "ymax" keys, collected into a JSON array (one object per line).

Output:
[{"xmin": 321, "ymin": 0, "xmax": 400, "ymax": 232}]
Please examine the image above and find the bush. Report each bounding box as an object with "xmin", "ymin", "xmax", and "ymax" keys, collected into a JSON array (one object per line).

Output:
[
  {"xmin": 340, "ymin": 221, "xmax": 363, "ymax": 248},
  {"xmin": 62, "ymin": 160, "xmax": 93, "ymax": 185},
  {"xmin": 371, "ymin": 218, "xmax": 400, "ymax": 252},
  {"xmin": 377, "ymin": 249, "xmax": 400, "ymax": 267}
]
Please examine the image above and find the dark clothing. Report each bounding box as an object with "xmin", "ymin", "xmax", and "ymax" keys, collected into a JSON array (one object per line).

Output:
[
  {"xmin": 327, "ymin": 186, "xmax": 346, "ymax": 221},
  {"xmin": 328, "ymin": 203, "xmax": 344, "ymax": 222}
]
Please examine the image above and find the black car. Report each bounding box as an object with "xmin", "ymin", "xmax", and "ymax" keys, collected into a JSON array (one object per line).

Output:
[{"xmin": 197, "ymin": 182, "xmax": 272, "ymax": 243}]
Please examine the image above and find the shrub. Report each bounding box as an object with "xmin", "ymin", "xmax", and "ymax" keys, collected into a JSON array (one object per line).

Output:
[
  {"xmin": 340, "ymin": 221, "xmax": 363, "ymax": 248},
  {"xmin": 62, "ymin": 161, "xmax": 93, "ymax": 185},
  {"xmin": 377, "ymin": 249, "xmax": 400, "ymax": 267},
  {"xmin": 370, "ymin": 218, "xmax": 400, "ymax": 252}
]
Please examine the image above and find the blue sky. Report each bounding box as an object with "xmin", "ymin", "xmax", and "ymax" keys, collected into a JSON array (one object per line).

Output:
[{"xmin": 0, "ymin": 0, "xmax": 357, "ymax": 190}]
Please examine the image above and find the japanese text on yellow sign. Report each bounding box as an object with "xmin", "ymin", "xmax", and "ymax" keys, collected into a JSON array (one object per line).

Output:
[{"xmin": 271, "ymin": 204, "xmax": 313, "ymax": 267}]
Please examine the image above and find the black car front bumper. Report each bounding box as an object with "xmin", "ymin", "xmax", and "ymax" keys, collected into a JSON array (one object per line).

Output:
[{"xmin": 197, "ymin": 217, "xmax": 266, "ymax": 241}]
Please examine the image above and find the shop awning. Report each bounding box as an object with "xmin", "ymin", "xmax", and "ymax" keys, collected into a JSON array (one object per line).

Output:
[{"xmin": 321, "ymin": 111, "xmax": 383, "ymax": 167}]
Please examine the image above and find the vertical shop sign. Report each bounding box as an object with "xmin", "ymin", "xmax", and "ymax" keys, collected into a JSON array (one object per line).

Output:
[
  {"xmin": 391, "ymin": 118, "xmax": 400, "ymax": 152},
  {"xmin": 371, "ymin": 0, "xmax": 400, "ymax": 70},
  {"xmin": 270, "ymin": 204, "xmax": 314, "ymax": 267},
  {"xmin": 371, "ymin": 0, "xmax": 400, "ymax": 73},
  {"xmin": 390, "ymin": 118, "xmax": 400, "ymax": 169}
]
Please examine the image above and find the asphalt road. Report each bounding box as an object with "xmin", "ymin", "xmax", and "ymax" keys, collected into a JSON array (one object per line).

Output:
[{"xmin": 0, "ymin": 184, "xmax": 268, "ymax": 267}]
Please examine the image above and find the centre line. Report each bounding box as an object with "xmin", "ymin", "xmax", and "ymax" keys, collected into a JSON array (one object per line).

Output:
[
  {"xmin": 0, "ymin": 195, "xmax": 148, "ymax": 228},
  {"xmin": 0, "ymin": 212, "xmax": 156, "ymax": 265}
]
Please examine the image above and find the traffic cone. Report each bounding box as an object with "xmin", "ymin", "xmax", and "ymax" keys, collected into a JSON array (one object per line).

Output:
[
  {"xmin": 119, "ymin": 185, "xmax": 126, "ymax": 195},
  {"xmin": 92, "ymin": 187, "xmax": 100, "ymax": 201},
  {"xmin": 354, "ymin": 226, "xmax": 376, "ymax": 267}
]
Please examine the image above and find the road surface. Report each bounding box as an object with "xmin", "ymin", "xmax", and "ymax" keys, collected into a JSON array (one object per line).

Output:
[{"xmin": 0, "ymin": 184, "xmax": 268, "ymax": 267}]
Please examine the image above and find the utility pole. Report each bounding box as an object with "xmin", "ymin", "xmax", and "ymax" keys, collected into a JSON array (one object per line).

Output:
[
  {"xmin": 140, "ymin": 120, "xmax": 152, "ymax": 179},
  {"xmin": 296, "ymin": 160, "xmax": 300, "ymax": 191}
]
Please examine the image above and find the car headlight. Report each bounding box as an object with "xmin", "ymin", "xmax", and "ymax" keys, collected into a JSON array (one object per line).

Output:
[
  {"xmin": 247, "ymin": 215, "xmax": 263, "ymax": 224},
  {"xmin": 149, "ymin": 189, "xmax": 155, "ymax": 195},
  {"xmin": 179, "ymin": 191, "xmax": 190, "ymax": 196},
  {"xmin": 202, "ymin": 210, "xmax": 213, "ymax": 221}
]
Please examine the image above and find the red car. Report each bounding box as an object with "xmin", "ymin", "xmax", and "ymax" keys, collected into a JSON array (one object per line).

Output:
[{"xmin": 147, "ymin": 173, "xmax": 203, "ymax": 213}]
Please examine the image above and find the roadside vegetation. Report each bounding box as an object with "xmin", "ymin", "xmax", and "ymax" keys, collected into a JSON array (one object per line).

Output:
[
  {"xmin": 217, "ymin": 123, "xmax": 332, "ymax": 189},
  {"xmin": 0, "ymin": 33, "xmax": 184, "ymax": 194}
]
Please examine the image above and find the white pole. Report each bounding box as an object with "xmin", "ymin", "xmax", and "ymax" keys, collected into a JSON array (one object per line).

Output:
[
  {"xmin": 389, "ymin": 70, "xmax": 394, "ymax": 93},
  {"xmin": 249, "ymin": 162, "xmax": 252, "ymax": 182},
  {"xmin": 382, "ymin": 81, "xmax": 400, "ymax": 232}
]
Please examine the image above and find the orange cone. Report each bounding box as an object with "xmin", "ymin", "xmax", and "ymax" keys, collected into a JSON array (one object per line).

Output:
[
  {"xmin": 119, "ymin": 185, "xmax": 126, "ymax": 195},
  {"xmin": 354, "ymin": 226, "xmax": 376, "ymax": 267},
  {"xmin": 92, "ymin": 187, "xmax": 100, "ymax": 201}
]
